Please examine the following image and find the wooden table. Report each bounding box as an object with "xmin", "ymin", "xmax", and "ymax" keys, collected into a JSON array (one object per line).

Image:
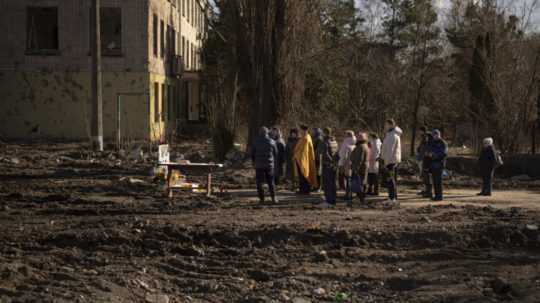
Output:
[{"xmin": 160, "ymin": 162, "xmax": 223, "ymax": 198}]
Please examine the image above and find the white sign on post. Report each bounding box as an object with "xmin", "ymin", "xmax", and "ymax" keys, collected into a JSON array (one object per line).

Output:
[{"xmin": 158, "ymin": 144, "xmax": 170, "ymax": 164}]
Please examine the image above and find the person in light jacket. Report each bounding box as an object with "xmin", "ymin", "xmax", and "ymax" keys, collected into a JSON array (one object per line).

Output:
[
  {"xmin": 338, "ymin": 130, "xmax": 357, "ymax": 191},
  {"xmin": 381, "ymin": 119, "xmax": 402, "ymax": 205},
  {"xmin": 270, "ymin": 126, "xmax": 286, "ymax": 185},
  {"xmin": 367, "ymin": 133, "xmax": 382, "ymax": 196}
]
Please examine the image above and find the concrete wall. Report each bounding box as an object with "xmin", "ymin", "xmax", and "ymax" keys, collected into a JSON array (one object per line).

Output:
[
  {"xmin": 148, "ymin": 0, "xmax": 181, "ymax": 76},
  {"xmin": 447, "ymin": 155, "xmax": 540, "ymax": 179},
  {"xmin": 0, "ymin": 71, "xmax": 150, "ymax": 140},
  {"xmin": 0, "ymin": 0, "xmax": 206, "ymax": 141},
  {"xmin": 0, "ymin": 0, "xmax": 149, "ymax": 72},
  {"xmin": 0, "ymin": 0, "xmax": 151, "ymax": 140},
  {"xmin": 178, "ymin": 0, "xmax": 205, "ymax": 71}
]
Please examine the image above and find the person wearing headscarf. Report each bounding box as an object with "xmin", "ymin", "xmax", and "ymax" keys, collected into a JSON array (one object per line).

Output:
[
  {"xmin": 270, "ymin": 126, "xmax": 286, "ymax": 185},
  {"xmin": 250, "ymin": 127, "xmax": 278, "ymax": 204},
  {"xmin": 367, "ymin": 133, "xmax": 382, "ymax": 196},
  {"xmin": 312, "ymin": 128, "xmax": 324, "ymax": 191},
  {"xmin": 349, "ymin": 132, "xmax": 370, "ymax": 205},
  {"xmin": 381, "ymin": 119, "xmax": 402, "ymax": 205},
  {"xmin": 338, "ymin": 130, "xmax": 357, "ymax": 191},
  {"xmin": 293, "ymin": 125, "xmax": 318, "ymax": 194},
  {"xmin": 477, "ymin": 137, "xmax": 497, "ymax": 196},
  {"xmin": 285, "ymin": 128, "xmax": 299, "ymax": 187}
]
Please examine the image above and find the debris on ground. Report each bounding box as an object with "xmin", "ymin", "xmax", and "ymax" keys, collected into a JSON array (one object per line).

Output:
[{"xmin": 0, "ymin": 143, "xmax": 539, "ymax": 302}]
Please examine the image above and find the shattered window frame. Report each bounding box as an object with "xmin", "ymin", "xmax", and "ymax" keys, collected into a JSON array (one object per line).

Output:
[
  {"xmin": 153, "ymin": 14, "xmax": 158, "ymax": 57},
  {"xmin": 154, "ymin": 82, "xmax": 160, "ymax": 123},
  {"xmin": 26, "ymin": 6, "xmax": 59, "ymax": 55},
  {"xmin": 100, "ymin": 7, "xmax": 122, "ymax": 57}
]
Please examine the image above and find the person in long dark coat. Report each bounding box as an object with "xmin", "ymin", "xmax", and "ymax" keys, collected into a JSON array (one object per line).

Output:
[
  {"xmin": 312, "ymin": 128, "xmax": 324, "ymax": 191},
  {"xmin": 285, "ymin": 128, "xmax": 299, "ymax": 187},
  {"xmin": 349, "ymin": 133, "xmax": 369, "ymax": 205},
  {"xmin": 250, "ymin": 127, "xmax": 278, "ymax": 203},
  {"xmin": 416, "ymin": 126, "xmax": 433, "ymax": 198},
  {"xmin": 319, "ymin": 127, "xmax": 339, "ymax": 207},
  {"xmin": 427, "ymin": 129, "xmax": 448, "ymax": 201},
  {"xmin": 477, "ymin": 137, "xmax": 497, "ymax": 196}
]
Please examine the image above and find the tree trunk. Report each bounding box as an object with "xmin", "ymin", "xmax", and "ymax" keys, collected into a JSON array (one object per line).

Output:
[{"xmin": 533, "ymin": 121, "xmax": 537, "ymax": 155}]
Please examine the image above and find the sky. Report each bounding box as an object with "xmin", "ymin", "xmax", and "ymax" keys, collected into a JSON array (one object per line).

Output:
[{"xmin": 357, "ymin": 0, "xmax": 540, "ymax": 31}]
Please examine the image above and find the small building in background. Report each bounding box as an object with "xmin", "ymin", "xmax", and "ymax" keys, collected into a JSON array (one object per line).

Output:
[{"xmin": 0, "ymin": 0, "xmax": 207, "ymax": 142}]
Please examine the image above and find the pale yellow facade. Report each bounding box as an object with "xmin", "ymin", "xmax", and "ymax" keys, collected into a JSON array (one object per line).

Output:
[{"xmin": 0, "ymin": 0, "xmax": 207, "ymax": 141}]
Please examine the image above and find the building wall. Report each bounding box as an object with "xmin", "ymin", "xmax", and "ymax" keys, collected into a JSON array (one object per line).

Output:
[
  {"xmin": 0, "ymin": 71, "xmax": 150, "ymax": 140},
  {"xmin": 178, "ymin": 0, "xmax": 205, "ymax": 72},
  {"xmin": 178, "ymin": 0, "xmax": 207, "ymax": 123},
  {"xmin": 0, "ymin": 0, "xmax": 207, "ymax": 141},
  {"xmin": 146, "ymin": 0, "xmax": 207, "ymax": 137},
  {"xmin": 0, "ymin": 0, "xmax": 151, "ymax": 140},
  {"xmin": 0, "ymin": 0, "xmax": 149, "ymax": 72},
  {"xmin": 147, "ymin": 0, "xmax": 180, "ymax": 76}
]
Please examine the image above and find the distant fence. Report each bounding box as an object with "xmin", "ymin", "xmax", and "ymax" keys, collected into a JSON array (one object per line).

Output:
[{"xmin": 446, "ymin": 155, "xmax": 540, "ymax": 179}]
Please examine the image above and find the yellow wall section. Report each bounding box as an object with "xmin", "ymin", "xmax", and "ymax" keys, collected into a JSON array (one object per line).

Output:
[
  {"xmin": 149, "ymin": 73, "xmax": 179, "ymax": 142},
  {"xmin": 0, "ymin": 71, "xmax": 150, "ymax": 140}
]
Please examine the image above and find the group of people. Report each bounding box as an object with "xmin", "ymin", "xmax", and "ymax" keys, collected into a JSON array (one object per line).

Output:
[{"xmin": 250, "ymin": 119, "xmax": 500, "ymax": 207}]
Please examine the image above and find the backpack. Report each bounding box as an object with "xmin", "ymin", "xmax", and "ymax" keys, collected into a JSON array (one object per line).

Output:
[{"xmin": 495, "ymin": 150, "xmax": 504, "ymax": 167}]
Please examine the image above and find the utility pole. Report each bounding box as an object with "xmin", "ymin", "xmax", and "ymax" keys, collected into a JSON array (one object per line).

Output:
[{"xmin": 91, "ymin": 0, "xmax": 104, "ymax": 151}]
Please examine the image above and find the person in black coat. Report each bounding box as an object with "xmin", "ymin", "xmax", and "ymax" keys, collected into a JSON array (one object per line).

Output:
[
  {"xmin": 270, "ymin": 126, "xmax": 286, "ymax": 185},
  {"xmin": 477, "ymin": 137, "xmax": 497, "ymax": 196},
  {"xmin": 319, "ymin": 127, "xmax": 339, "ymax": 207},
  {"xmin": 251, "ymin": 127, "xmax": 279, "ymax": 203},
  {"xmin": 312, "ymin": 128, "xmax": 324, "ymax": 191},
  {"xmin": 427, "ymin": 129, "xmax": 448, "ymax": 201},
  {"xmin": 285, "ymin": 128, "xmax": 299, "ymax": 187},
  {"xmin": 416, "ymin": 126, "xmax": 433, "ymax": 198}
]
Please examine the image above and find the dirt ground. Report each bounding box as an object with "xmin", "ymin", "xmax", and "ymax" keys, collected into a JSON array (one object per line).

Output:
[{"xmin": 1, "ymin": 143, "xmax": 539, "ymax": 303}]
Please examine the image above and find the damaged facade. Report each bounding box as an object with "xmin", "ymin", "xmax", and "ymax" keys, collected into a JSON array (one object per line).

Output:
[{"xmin": 0, "ymin": 0, "xmax": 207, "ymax": 141}]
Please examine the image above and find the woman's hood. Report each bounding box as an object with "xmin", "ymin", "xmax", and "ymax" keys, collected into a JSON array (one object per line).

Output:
[
  {"xmin": 390, "ymin": 126, "xmax": 403, "ymax": 137},
  {"xmin": 342, "ymin": 136, "xmax": 357, "ymax": 147}
]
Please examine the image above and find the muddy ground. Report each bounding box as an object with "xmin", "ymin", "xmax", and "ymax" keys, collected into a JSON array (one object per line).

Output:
[{"xmin": 1, "ymin": 143, "xmax": 539, "ymax": 303}]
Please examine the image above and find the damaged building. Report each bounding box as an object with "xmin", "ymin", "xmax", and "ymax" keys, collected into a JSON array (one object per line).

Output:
[{"xmin": 0, "ymin": 0, "xmax": 207, "ymax": 141}]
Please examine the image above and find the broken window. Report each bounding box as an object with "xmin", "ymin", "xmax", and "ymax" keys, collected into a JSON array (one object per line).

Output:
[
  {"xmin": 191, "ymin": 44, "xmax": 195, "ymax": 70},
  {"xmin": 182, "ymin": 36, "xmax": 185, "ymax": 60},
  {"xmin": 100, "ymin": 7, "xmax": 122, "ymax": 56},
  {"xmin": 168, "ymin": 85, "xmax": 174, "ymax": 121},
  {"xmin": 26, "ymin": 7, "xmax": 59, "ymax": 54},
  {"xmin": 172, "ymin": 29, "xmax": 176, "ymax": 56},
  {"xmin": 182, "ymin": 0, "xmax": 185, "ymax": 17},
  {"xmin": 160, "ymin": 20, "xmax": 165, "ymax": 58},
  {"xmin": 166, "ymin": 25, "xmax": 173, "ymax": 58},
  {"xmin": 153, "ymin": 14, "xmax": 158, "ymax": 57},
  {"xmin": 154, "ymin": 82, "xmax": 160, "ymax": 123},
  {"xmin": 161, "ymin": 83, "xmax": 167, "ymax": 121}
]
